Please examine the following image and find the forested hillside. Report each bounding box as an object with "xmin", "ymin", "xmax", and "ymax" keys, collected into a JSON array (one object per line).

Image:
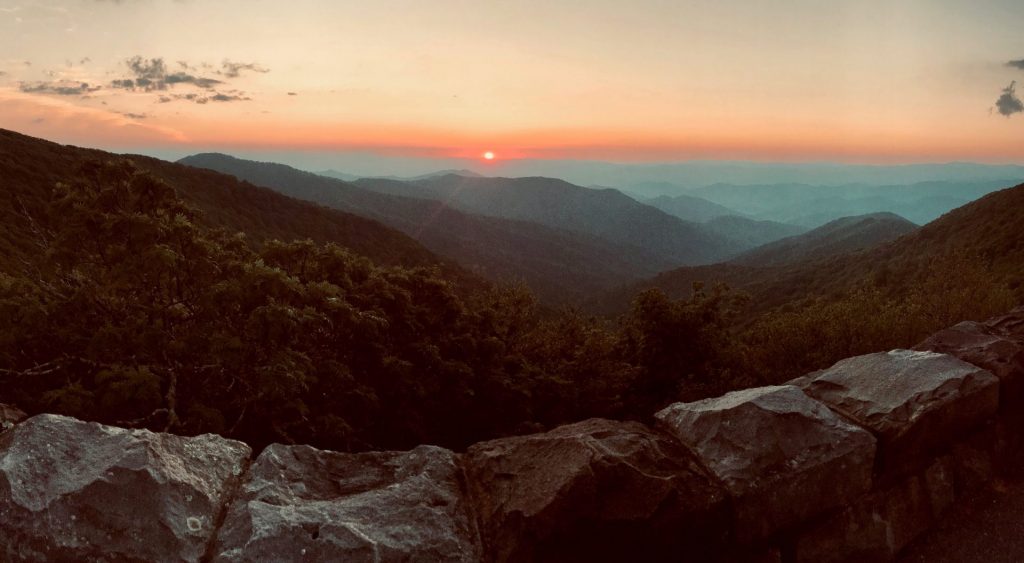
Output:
[
  {"xmin": 729, "ymin": 212, "xmax": 917, "ymax": 267},
  {"xmin": 179, "ymin": 153, "xmax": 675, "ymax": 302},
  {"xmin": 0, "ymin": 129, "xmax": 468, "ymax": 282},
  {"xmin": 0, "ymin": 131, "xmax": 751, "ymax": 453},
  {"xmin": 2, "ymin": 129, "xmax": 1020, "ymax": 456}
]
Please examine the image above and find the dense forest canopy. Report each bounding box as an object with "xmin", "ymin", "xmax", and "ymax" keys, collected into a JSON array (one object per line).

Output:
[
  {"xmin": 0, "ymin": 141, "xmax": 1019, "ymax": 452},
  {"xmin": 0, "ymin": 161, "xmax": 751, "ymax": 451}
]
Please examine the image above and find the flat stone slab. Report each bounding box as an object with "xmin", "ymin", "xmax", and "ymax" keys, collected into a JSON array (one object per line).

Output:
[
  {"xmin": 212, "ymin": 443, "xmax": 480, "ymax": 562},
  {"xmin": 464, "ymin": 418, "xmax": 730, "ymax": 562},
  {"xmin": 915, "ymin": 321, "xmax": 1024, "ymax": 403},
  {"xmin": 0, "ymin": 414, "xmax": 251, "ymax": 562},
  {"xmin": 655, "ymin": 386, "xmax": 875, "ymax": 541},
  {"xmin": 800, "ymin": 350, "xmax": 999, "ymax": 474}
]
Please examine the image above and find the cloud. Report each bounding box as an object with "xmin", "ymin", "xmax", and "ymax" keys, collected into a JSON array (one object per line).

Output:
[
  {"xmin": 157, "ymin": 90, "xmax": 251, "ymax": 104},
  {"xmin": 110, "ymin": 56, "xmax": 224, "ymax": 91},
  {"xmin": 287, "ymin": 92, "xmax": 297, "ymax": 96},
  {"xmin": 995, "ymin": 81, "xmax": 1024, "ymax": 117},
  {"xmin": 0, "ymin": 87, "xmax": 187, "ymax": 145},
  {"xmin": 219, "ymin": 60, "xmax": 269, "ymax": 78},
  {"xmin": 19, "ymin": 80, "xmax": 102, "ymax": 96},
  {"xmin": 1008, "ymin": 59, "xmax": 1024, "ymax": 71}
]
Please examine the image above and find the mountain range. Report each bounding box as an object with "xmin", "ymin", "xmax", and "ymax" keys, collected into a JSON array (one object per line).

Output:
[
  {"xmin": 593, "ymin": 183, "xmax": 1024, "ymax": 315},
  {"xmin": 179, "ymin": 154, "xmax": 688, "ymax": 302},
  {"xmin": 0, "ymin": 129, "xmax": 483, "ymax": 293}
]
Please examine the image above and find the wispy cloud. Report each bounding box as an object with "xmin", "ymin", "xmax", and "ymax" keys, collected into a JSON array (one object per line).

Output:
[
  {"xmin": 1007, "ymin": 59, "xmax": 1024, "ymax": 71},
  {"xmin": 0, "ymin": 87, "xmax": 187, "ymax": 144},
  {"xmin": 157, "ymin": 90, "xmax": 251, "ymax": 104},
  {"xmin": 19, "ymin": 80, "xmax": 102, "ymax": 96},
  {"xmin": 995, "ymin": 81, "xmax": 1024, "ymax": 117},
  {"xmin": 219, "ymin": 60, "xmax": 269, "ymax": 78},
  {"xmin": 109, "ymin": 56, "xmax": 224, "ymax": 91}
]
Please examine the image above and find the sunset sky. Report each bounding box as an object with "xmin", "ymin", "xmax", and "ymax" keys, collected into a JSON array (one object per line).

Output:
[{"xmin": 2, "ymin": 0, "xmax": 1024, "ymax": 168}]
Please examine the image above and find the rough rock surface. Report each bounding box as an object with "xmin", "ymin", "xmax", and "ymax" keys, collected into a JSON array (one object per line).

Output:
[
  {"xmin": 984, "ymin": 306, "xmax": 1024, "ymax": 339},
  {"xmin": 0, "ymin": 414, "xmax": 251, "ymax": 562},
  {"xmin": 914, "ymin": 321, "xmax": 1024, "ymax": 403},
  {"xmin": 212, "ymin": 443, "xmax": 480, "ymax": 563},
  {"xmin": 0, "ymin": 403, "xmax": 27, "ymax": 432},
  {"xmin": 800, "ymin": 350, "xmax": 999, "ymax": 474},
  {"xmin": 655, "ymin": 386, "xmax": 875, "ymax": 541},
  {"xmin": 464, "ymin": 418, "xmax": 730, "ymax": 563},
  {"xmin": 795, "ymin": 459, "xmax": 950, "ymax": 563}
]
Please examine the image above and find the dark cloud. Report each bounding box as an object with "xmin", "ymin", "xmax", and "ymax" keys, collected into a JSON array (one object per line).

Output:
[
  {"xmin": 287, "ymin": 92, "xmax": 297, "ymax": 96},
  {"xmin": 995, "ymin": 81, "xmax": 1024, "ymax": 117},
  {"xmin": 1008, "ymin": 59, "xmax": 1024, "ymax": 71},
  {"xmin": 157, "ymin": 90, "xmax": 251, "ymax": 104},
  {"xmin": 110, "ymin": 56, "xmax": 224, "ymax": 91},
  {"xmin": 19, "ymin": 80, "xmax": 102, "ymax": 96},
  {"xmin": 219, "ymin": 60, "xmax": 269, "ymax": 78},
  {"xmin": 122, "ymin": 112, "xmax": 148, "ymax": 119}
]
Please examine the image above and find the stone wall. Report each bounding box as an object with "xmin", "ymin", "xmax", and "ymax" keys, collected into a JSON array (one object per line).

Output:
[{"xmin": 2, "ymin": 307, "xmax": 1024, "ymax": 562}]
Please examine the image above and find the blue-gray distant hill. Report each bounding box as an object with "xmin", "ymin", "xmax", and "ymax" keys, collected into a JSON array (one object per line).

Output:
[
  {"xmin": 728, "ymin": 212, "xmax": 917, "ymax": 268},
  {"xmin": 355, "ymin": 173, "xmax": 743, "ymax": 266},
  {"xmin": 685, "ymin": 180, "xmax": 1012, "ymax": 227},
  {"xmin": 178, "ymin": 154, "xmax": 681, "ymax": 303},
  {"xmin": 643, "ymin": 193, "xmax": 739, "ymax": 222}
]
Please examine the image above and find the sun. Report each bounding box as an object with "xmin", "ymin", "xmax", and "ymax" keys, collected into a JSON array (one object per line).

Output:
[{"xmin": 483, "ymin": 151, "xmax": 495, "ymax": 160}]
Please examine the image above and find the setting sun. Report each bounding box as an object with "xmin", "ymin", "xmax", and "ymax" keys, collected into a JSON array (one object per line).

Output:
[{"xmin": 483, "ymin": 151, "xmax": 495, "ymax": 160}]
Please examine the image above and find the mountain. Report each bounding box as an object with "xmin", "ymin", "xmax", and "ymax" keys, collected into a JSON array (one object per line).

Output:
[
  {"xmin": 0, "ymin": 129, "xmax": 480, "ymax": 290},
  {"xmin": 317, "ymin": 169, "xmax": 361, "ymax": 181},
  {"xmin": 475, "ymin": 160, "xmax": 1024, "ymax": 191},
  {"xmin": 686, "ymin": 180, "xmax": 1011, "ymax": 227},
  {"xmin": 318, "ymin": 168, "xmax": 483, "ymax": 182},
  {"xmin": 594, "ymin": 182, "xmax": 1024, "ymax": 315},
  {"xmin": 644, "ymin": 193, "xmax": 739, "ymax": 223},
  {"xmin": 729, "ymin": 213, "xmax": 917, "ymax": 268},
  {"xmin": 179, "ymin": 154, "xmax": 674, "ymax": 303},
  {"xmin": 701, "ymin": 215, "xmax": 806, "ymax": 250},
  {"xmin": 390, "ymin": 174, "xmax": 743, "ymax": 266}
]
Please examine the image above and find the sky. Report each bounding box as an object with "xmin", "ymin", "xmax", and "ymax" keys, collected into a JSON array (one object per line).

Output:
[{"xmin": 2, "ymin": 0, "xmax": 1024, "ymax": 171}]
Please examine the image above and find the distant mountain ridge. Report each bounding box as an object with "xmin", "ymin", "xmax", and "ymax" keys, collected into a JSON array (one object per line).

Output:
[
  {"xmin": 700, "ymin": 216, "xmax": 806, "ymax": 250},
  {"xmin": 594, "ymin": 181, "xmax": 1024, "ymax": 315},
  {"xmin": 729, "ymin": 212, "xmax": 917, "ymax": 268},
  {"xmin": 0, "ymin": 129, "xmax": 481, "ymax": 291},
  {"xmin": 644, "ymin": 193, "xmax": 739, "ymax": 223},
  {"xmin": 319, "ymin": 168, "xmax": 483, "ymax": 182},
  {"xmin": 369, "ymin": 173, "xmax": 744, "ymax": 266},
  {"xmin": 179, "ymin": 153, "xmax": 677, "ymax": 303},
  {"xmin": 686, "ymin": 180, "xmax": 1013, "ymax": 227}
]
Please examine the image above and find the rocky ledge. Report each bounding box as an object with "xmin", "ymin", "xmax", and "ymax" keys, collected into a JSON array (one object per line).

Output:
[{"xmin": 2, "ymin": 307, "xmax": 1023, "ymax": 562}]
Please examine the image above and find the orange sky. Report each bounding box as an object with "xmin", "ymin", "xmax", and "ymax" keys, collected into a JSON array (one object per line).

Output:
[{"xmin": 2, "ymin": 0, "xmax": 1024, "ymax": 164}]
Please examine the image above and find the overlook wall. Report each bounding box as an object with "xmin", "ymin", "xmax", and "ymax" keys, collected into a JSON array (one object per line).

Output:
[{"xmin": 2, "ymin": 307, "xmax": 1024, "ymax": 562}]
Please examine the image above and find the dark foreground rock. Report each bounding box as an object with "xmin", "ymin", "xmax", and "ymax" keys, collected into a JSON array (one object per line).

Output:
[
  {"xmin": 464, "ymin": 418, "xmax": 730, "ymax": 563},
  {"xmin": 800, "ymin": 350, "xmax": 999, "ymax": 475},
  {"xmin": 0, "ymin": 403, "xmax": 26, "ymax": 432},
  {"xmin": 212, "ymin": 443, "xmax": 480, "ymax": 563},
  {"xmin": 656, "ymin": 385, "xmax": 876, "ymax": 542},
  {"xmin": 0, "ymin": 414, "xmax": 251, "ymax": 562},
  {"xmin": 795, "ymin": 458, "xmax": 954, "ymax": 563}
]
